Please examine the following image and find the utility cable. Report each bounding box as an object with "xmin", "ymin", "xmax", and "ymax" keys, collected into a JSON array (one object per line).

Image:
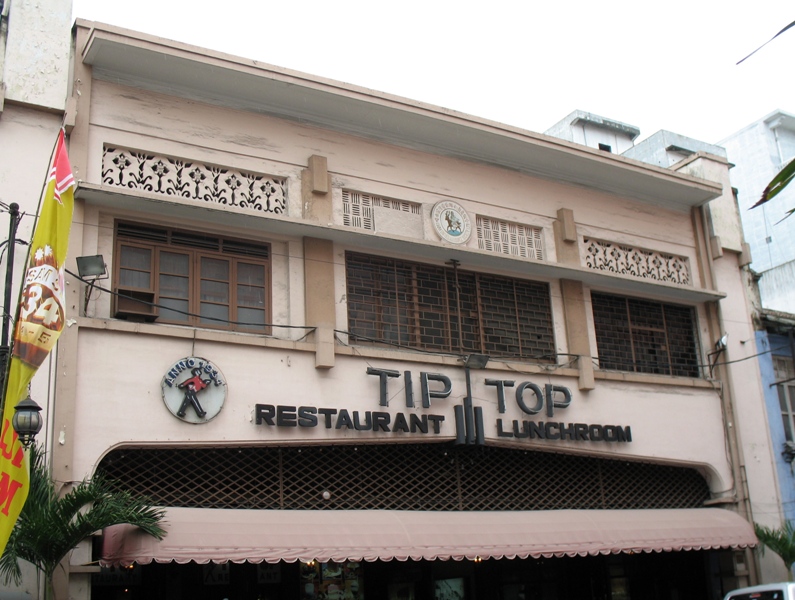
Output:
[{"xmin": 66, "ymin": 269, "xmax": 316, "ymax": 336}]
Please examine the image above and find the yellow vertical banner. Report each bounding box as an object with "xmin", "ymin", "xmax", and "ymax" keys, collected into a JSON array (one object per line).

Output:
[{"xmin": 0, "ymin": 129, "xmax": 75, "ymax": 554}]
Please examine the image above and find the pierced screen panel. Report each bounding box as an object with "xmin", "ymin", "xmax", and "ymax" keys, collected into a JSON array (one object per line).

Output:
[
  {"xmin": 98, "ymin": 444, "xmax": 710, "ymax": 511},
  {"xmin": 476, "ymin": 216, "xmax": 543, "ymax": 260}
]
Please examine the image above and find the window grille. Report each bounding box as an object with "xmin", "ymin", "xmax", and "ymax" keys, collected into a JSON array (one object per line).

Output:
[
  {"xmin": 342, "ymin": 190, "xmax": 421, "ymax": 230},
  {"xmin": 476, "ymin": 217, "xmax": 543, "ymax": 260},
  {"xmin": 345, "ymin": 252, "xmax": 555, "ymax": 361},
  {"xmin": 591, "ymin": 292, "xmax": 700, "ymax": 377},
  {"xmin": 97, "ymin": 444, "xmax": 710, "ymax": 511}
]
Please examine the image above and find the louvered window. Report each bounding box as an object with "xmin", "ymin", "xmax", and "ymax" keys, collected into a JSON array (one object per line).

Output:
[
  {"xmin": 345, "ymin": 252, "xmax": 555, "ymax": 361},
  {"xmin": 114, "ymin": 223, "xmax": 270, "ymax": 332},
  {"xmin": 342, "ymin": 190, "xmax": 421, "ymax": 230}
]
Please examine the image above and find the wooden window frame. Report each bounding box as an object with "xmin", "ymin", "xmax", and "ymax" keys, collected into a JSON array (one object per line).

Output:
[{"xmin": 114, "ymin": 223, "xmax": 271, "ymax": 334}]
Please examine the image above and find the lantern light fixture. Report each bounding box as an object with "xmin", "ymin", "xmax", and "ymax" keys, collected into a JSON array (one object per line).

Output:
[{"xmin": 12, "ymin": 395, "xmax": 42, "ymax": 448}]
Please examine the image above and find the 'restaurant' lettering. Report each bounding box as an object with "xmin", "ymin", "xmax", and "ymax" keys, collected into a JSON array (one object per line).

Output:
[{"xmin": 255, "ymin": 404, "xmax": 444, "ymax": 434}]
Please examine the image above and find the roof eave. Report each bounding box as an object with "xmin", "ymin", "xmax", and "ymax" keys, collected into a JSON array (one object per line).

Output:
[{"xmin": 76, "ymin": 20, "xmax": 723, "ymax": 211}]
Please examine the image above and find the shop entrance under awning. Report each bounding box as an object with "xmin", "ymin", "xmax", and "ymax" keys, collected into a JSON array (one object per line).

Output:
[{"xmin": 101, "ymin": 507, "xmax": 756, "ymax": 566}]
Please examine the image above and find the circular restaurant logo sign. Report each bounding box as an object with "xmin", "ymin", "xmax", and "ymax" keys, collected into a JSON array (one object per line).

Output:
[
  {"xmin": 161, "ymin": 357, "xmax": 227, "ymax": 423},
  {"xmin": 431, "ymin": 201, "xmax": 472, "ymax": 244}
]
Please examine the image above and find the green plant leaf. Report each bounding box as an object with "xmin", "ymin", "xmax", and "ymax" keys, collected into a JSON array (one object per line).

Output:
[
  {"xmin": 751, "ymin": 157, "xmax": 795, "ymax": 213},
  {"xmin": 754, "ymin": 521, "xmax": 795, "ymax": 571},
  {"xmin": 0, "ymin": 445, "xmax": 165, "ymax": 588}
]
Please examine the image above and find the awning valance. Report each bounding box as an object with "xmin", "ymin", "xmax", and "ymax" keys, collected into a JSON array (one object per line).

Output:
[{"xmin": 101, "ymin": 507, "xmax": 756, "ymax": 566}]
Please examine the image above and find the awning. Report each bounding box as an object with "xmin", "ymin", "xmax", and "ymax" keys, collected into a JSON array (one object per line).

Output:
[{"xmin": 101, "ymin": 507, "xmax": 756, "ymax": 566}]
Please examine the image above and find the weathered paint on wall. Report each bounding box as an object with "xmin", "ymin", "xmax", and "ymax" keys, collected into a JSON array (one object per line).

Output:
[{"xmin": 2, "ymin": 0, "xmax": 72, "ymax": 110}]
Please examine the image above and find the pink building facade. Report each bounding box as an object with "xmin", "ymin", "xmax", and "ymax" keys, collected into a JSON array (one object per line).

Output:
[{"xmin": 40, "ymin": 20, "xmax": 786, "ymax": 600}]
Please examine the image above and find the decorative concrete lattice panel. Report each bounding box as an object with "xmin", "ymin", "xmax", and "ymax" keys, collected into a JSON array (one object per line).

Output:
[
  {"xmin": 476, "ymin": 216, "xmax": 543, "ymax": 260},
  {"xmin": 102, "ymin": 146, "xmax": 287, "ymax": 214},
  {"xmin": 99, "ymin": 443, "xmax": 710, "ymax": 511},
  {"xmin": 342, "ymin": 190, "xmax": 421, "ymax": 230},
  {"xmin": 584, "ymin": 238, "xmax": 691, "ymax": 285}
]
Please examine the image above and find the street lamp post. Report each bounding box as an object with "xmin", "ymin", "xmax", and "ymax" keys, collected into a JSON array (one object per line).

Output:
[
  {"xmin": 0, "ymin": 202, "xmax": 20, "ymax": 384},
  {"xmin": 0, "ymin": 203, "xmax": 44, "ymax": 448}
]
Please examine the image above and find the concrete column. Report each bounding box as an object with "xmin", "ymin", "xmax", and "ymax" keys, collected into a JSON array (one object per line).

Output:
[
  {"xmin": 304, "ymin": 237, "xmax": 336, "ymax": 369},
  {"xmin": 553, "ymin": 208, "xmax": 580, "ymax": 266},
  {"xmin": 302, "ymin": 155, "xmax": 331, "ymax": 223},
  {"xmin": 560, "ymin": 279, "xmax": 595, "ymax": 390}
]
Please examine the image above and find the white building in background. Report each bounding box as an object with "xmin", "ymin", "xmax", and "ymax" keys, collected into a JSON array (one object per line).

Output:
[
  {"xmin": 720, "ymin": 111, "xmax": 795, "ymax": 312},
  {"xmin": 544, "ymin": 110, "xmax": 640, "ymax": 155}
]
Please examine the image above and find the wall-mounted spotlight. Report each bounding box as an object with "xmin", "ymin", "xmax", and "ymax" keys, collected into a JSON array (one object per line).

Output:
[
  {"xmin": 76, "ymin": 255, "xmax": 108, "ymax": 314},
  {"xmin": 708, "ymin": 333, "xmax": 729, "ymax": 377},
  {"xmin": 463, "ymin": 353, "xmax": 490, "ymax": 369},
  {"xmin": 715, "ymin": 334, "xmax": 728, "ymax": 351}
]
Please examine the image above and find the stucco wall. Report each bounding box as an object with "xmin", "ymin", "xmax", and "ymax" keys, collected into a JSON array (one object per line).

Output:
[
  {"xmin": 2, "ymin": 0, "xmax": 72, "ymax": 110},
  {"xmin": 59, "ymin": 77, "xmax": 745, "ymax": 501},
  {"xmin": 70, "ymin": 324, "xmax": 737, "ymax": 492}
]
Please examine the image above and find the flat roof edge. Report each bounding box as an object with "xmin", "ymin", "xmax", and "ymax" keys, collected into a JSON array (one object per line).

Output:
[{"xmin": 75, "ymin": 21, "xmax": 723, "ymax": 208}]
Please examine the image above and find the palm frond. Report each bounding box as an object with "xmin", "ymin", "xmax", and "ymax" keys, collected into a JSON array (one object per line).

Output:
[
  {"xmin": 754, "ymin": 521, "xmax": 795, "ymax": 571},
  {"xmin": 0, "ymin": 445, "xmax": 165, "ymax": 586},
  {"xmin": 751, "ymin": 158, "xmax": 795, "ymax": 215}
]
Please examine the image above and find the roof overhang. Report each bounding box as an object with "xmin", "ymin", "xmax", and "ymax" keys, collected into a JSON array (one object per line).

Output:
[
  {"xmin": 76, "ymin": 184, "xmax": 726, "ymax": 304},
  {"xmin": 101, "ymin": 507, "xmax": 756, "ymax": 565},
  {"xmin": 75, "ymin": 21, "xmax": 722, "ymax": 212}
]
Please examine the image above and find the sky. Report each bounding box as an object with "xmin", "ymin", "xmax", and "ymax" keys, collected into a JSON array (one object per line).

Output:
[{"xmin": 70, "ymin": 0, "xmax": 795, "ymax": 146}]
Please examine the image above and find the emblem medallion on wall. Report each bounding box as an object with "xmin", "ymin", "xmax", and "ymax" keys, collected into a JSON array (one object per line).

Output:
[
  {"xmin": 431, "ymin": 200, "xmax": 472, "ymax": 244},
  {"xmin": 161, "ymin": 356, "xmax": 227, "ymax": 423}
]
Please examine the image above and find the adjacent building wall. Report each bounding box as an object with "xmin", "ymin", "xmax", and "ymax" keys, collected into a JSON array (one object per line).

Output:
[
  {"xmin": 1, "ymin": 0, "xmax": 72, "ymax": 110},
  {"xmin": 721, "ymin": 112, "xmax": 795, "ymax": 565},
  {"xmin": 0, "ymin": 0, "xmax": 74, "ymax": 598}
]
